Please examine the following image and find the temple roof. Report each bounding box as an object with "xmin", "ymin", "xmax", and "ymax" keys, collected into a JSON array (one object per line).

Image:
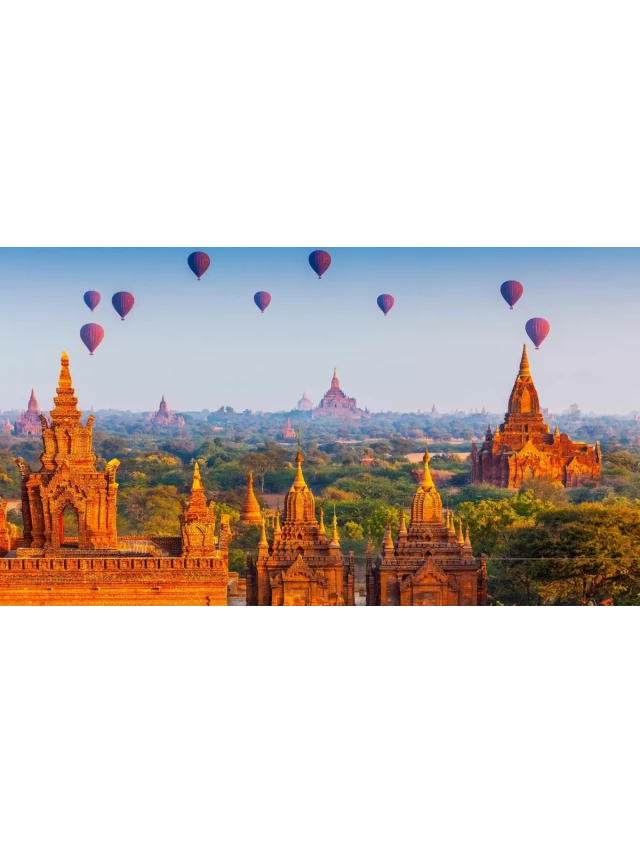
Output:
[
  {"xmin": 507, "ymin": 344, "xmax": 541, "ymax": 416},
  {"xmin": 410, "ymin": 440, "xmax": 443, "ymax": 524}
]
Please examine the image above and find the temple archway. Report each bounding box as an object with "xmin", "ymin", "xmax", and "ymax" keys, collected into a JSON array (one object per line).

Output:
[{"xmin": 60, "ymin": 504, "xmax": 79, "ymax": 548}]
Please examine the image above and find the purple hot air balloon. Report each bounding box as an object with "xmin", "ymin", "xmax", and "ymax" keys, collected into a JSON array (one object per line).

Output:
[
  {"xmin": 525, "ymin": 317, "xmax": 550, "ymax": 350},
  {"xmin": 308, "ymin": 250, "xmax": 331, "ymax": 279},
  {"xmin": 500, "ymin": 280, "xmax": 523, "ymax": 309},
  {"xmin": 112, "ymin": 291, "xmax": 135, "ymax": 321},
  {"xmin": 377, "ymin": 294, "xmax": 395, "ymax": 316},
  {"xmin": 188, "ymin": 251, "xmax": 210, "ymax": 280},
  {"xmin": 254, "ymin": 291, "xmax": 272, "ymax": 313},
  {"xmin": 80, "ymin": 323, "xmax": 104, "ymax": 355},
  {"xmin": 83, "ymin": 290, "xmax": 101, "ymax": 312}
]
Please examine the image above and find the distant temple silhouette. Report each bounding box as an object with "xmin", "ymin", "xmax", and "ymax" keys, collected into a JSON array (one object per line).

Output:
[
  {"xmin": 282, "ymin": 418, "xmax": 296, "ymax": 439},
  {"xmin": 312, "ymin": 369, "xmax": 368, "ymax": 419},
  {"xmin": 296, "ymin": 392, "xmax": 313, "ymax": 411},
  {"xmin": 471, "ymin": 345, "xmax": 601, "ymax": 488},
  {"xmin": 14, "ymin": 390, "xmax": 49, "ymax": 436},
  {"xmin": 148, "ymin": 395, "xmax": 185, "ymax": 429}
]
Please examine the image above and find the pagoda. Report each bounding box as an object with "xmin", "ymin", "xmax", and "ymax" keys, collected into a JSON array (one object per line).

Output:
[
  {"xmin": 149, "ymin": 396, "xmax": 185, "ymax": 429},
  {"xmin": 312, "ymin": 368, "xmax": 365, "ymax": 419},
  {"xmin": 471, "ymin": 345, "xmax": 601, "ymax": 489},
  {"xmin": 240, "ymin": 472, "xmax": 263, "ymax": 525},
  {"xmin": 297, "ymin": 393, "xmax": 314, "ymax": 411},
  {"xmin": 14, "ymin": 390, "xmax": 48, "ymax": 436},
  {"xmin": 282, "ymin": 418, "xmax": 296, "ymax": 439},
  {"xmin": 367, "ymin": 442, "xmax": 487, "ymax": 606},
  {"xmin": 246, "ymin": 438, "xmax": 354, "ymax": 605},
  {"xmin": 0, "ymin": 352, "xmax": 230, "ymax": 605}
]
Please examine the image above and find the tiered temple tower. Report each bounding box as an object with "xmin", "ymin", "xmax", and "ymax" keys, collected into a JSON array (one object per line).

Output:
[
  {"xmin": 367, "ymin": 442, "xmax": 487, "ymax": 606},
  {"xmin": 14, "ymin": 390, "xmax": 47, "ymax": 436},
  {"xmin": 312, "ymin": 369, "xmax": 366, "ymax": 419},
  {"xmin": 297, "ymin": 393, "xmax": 313, "ymax": 411},
  {"xmin": 149, "ymin": 395, "xmax": 185, "ymax": 428},
  {"xmin": 282, "ymin": 418, "xmax": 296, "ymax": 439},
  {"xmin": 246, "ymin": 439, "xmax": 354, "ymax": 605},
  {"xmin": 240, "ymin": 472, "xmax": 263, "ymax": 525},
  {"xmin": 471, "ymin": 345, "xmax": 601, "ymax": 488},
  {"xmin": 15, "ymin": 352, "xmax": 120, "ymax": 551},
  {"xmin": 1, "ymin": 353, "xmax": 230, "ymax": 605}
]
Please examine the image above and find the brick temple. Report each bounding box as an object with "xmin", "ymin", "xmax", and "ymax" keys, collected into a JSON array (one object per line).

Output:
[
  {"xmin": 14, "ymin": 390, "xmax": 49, "ymax": 436},
  {"xmin": 0, "ymin": 353, "xmax": 230, "ymax": 605},
  {"xmin": 312, "ymin": 368, "xmax": 367, "ymax": 419},
  {"xmin": 471, "ymin": 345, "xmax": 601, "ymax": 489},
  {"xmin": 246, "ymin": 439, "xmax": 355, "ymax": 605},
  {"xmin": 367, "ymin": 442, "xmax": 487, "ymax": 606},
  {"xmin": 148, "ymin": 395, "xmax": 185, "ymax": 429}
]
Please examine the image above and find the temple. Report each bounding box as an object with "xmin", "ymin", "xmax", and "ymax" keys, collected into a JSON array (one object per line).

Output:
[
  {"xmin": 240, "ymin": 472, "xmax": 263, "ymax": 525},
  {"xmin": 246, "ymin": 439, "xmax": 355, "ymax": 605},
  {"xmin": 148, "ymin": 395, "xmax": 185, "ymax": 429},
  {"xmin": 367, "ymin": 442, "xmax": 487, "ymax": 606},
  {"xmin": 297, "ymin": 392, "xmax": 314, "ymax": 411},
  {"xmin": 312, "ymin": 369, "xmax": 367, "ymax": 419},
  {"xmin": 0, "ymin": 353, "xmax": 230, "ymax": 605},
  {"xmin": 471, "ymin": 345, "xmax": 601, "ymax": 489},
  {"xmin": 14, "ymin": 390, "xmax": 48, "ymax": 436},
  {"xmin": 282, "ymin": 418, "xmax": 296, "ymax": 439}
]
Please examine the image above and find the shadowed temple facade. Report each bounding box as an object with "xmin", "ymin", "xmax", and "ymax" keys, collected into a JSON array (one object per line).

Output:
[
  {"xmin": 0, "ymin": 353, "xmax": 230, "ymax": 605},
  {"xmin": 246, "ymin": 441, "xmax": 355, "ymax": 605},
  {"xmin": 471, "ymin": 345, "xmax": 601, "ymax": 489},
  {"xmin": 367, "ymin": 443, "xmax": 487, "ymax": 606}
]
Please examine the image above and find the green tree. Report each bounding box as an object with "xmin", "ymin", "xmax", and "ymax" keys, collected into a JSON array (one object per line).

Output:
[
  {"xmin": 498, "ymin": 503, "xmax": 640, "ymax": 605},
  {"xmin": 458, "ymin": 490, "xmax": 554, "ymax": 556}
]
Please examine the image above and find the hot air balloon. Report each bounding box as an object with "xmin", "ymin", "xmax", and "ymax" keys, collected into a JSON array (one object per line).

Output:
[
  {"xmin": 308, "ymin": 250, "xmax": 331, "ymax": 279},
  {"xmin": 80, "ymin": 323, "xmax": 104, "ymax": 355},
  {"xmin": 525, "ymin": 317, "xmax": 550, "ymax": 350},
  {"xmin": 377, "ymin": 294, "xmax": 394, "ymax": 316},
  {"xmin": 500, "ymin": 280, "xmax": 523, "ymax": 309},
  {"xmin": 188, "ymin": 251, "xmax": 210, "ymax": 280},
  {"xmin": 83, "ymin": 290, "xmax": 101, "ymax": 312},
  {"xmin": 112, "ymin": 292, "xmax": 135, "ymax": 321},
  {"xmin": 254, "ymin": 291, "xmax": 271, "ymax": 313}
]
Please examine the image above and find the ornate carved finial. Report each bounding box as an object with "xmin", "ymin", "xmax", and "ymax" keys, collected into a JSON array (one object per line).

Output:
[
  {"xmin": 191, "ymin": 461, "xmax": 204, "ymax": 491},
  {"xmin": 331, "ymin": 505, "xmax": 340, "ymax": 546},
  {"xmin": 259, "ymin": 515, "xmax": 268, "ymax": 547},
  {"xmin": 456, "ymin": 517, "xmax": 465, "ymax": 544},
  {"xmin": 318, "ymin": 506, "xmax": 326, "ymax": 535},
  {"xmin": 291, "ymin": 430, "xmax": 307, "ymax": 489},
  {"xmin": 519, "ymin": 344, "xmax": 531, "ymax": 377},
  {"xmin": 398, "ymin": 510, "xmax": 407, "ymax": 536},
  {"xmin": 421, "ymin": 438, "xmax": 435, "ymax": 489}
]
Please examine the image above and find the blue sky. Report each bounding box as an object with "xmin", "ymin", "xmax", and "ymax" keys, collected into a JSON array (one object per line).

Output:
[{"xmin": 0, "ymin": 248, "xmax": 637, "ymax": 415}]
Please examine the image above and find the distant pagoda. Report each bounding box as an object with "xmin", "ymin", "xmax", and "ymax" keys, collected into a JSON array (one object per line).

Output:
[
  {"xmin": 312, "ymin": 369, "xmax": 367, "ymax": 420},
  {"xmin": 14, "ymin": 390, "xmax": 49, "ymax": 436},
  {"xmin": 148, "ymin": 395, "xmax": 185, "ymax": 429},
  {"xmin": 297, "ymin": 392, "xmax": 314, "ymax": 411},
  {"xmin": 471, "ymin": 345, "xmax": 601, "ymax": 488},
  {"xmin": 282, "ymin": 418, "xmax": 296, "ymax": 439}
]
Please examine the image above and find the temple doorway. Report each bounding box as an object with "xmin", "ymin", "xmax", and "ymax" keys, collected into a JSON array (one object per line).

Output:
[{"xmin": 60, "ymin": 505, "xmax": 79, "ymax": 548}]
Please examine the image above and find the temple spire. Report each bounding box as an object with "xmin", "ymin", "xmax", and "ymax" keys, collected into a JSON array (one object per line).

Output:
[
  {"xmin": 331, "ymin": 368, "xmax": 340, "ymax": 388},
  {"xmin": 50, "ymin": 351, "xmax": 81, "ymax": 424},
  {"xmin": 331, "ymin": 507, "xmax": 340, "ymax": 545},
  {"xmin": 291, "ymin": 429, "xmax": 307, "ymax": 490},
  {"xmin": 318, "ymin": 506, "xmax": 326, "ymax": 535},
  {"xmin": 191, "ymin": 461, "xmax": 204, "ymax": 491},
  {"xmin": 519, "ymin": 344, "xmax": 531, "ymax": 377},
  {"xmin": 421, "ymin": 439, "xmax": 435, "ymax": 489},
  {"xmin": 28, "ymin": 389, "xmax": 38, "ymax": 412},
  {"xmin": 241, "ymin": 472, "xmax": 262, "ymax": 524},
  {"xmin": 398, "ymin": 511, "xmax": 407, "ymax": 536},
  {"xmin": 259, "ymin": 515, "xmax": 268, "ymax": 548},
  {"xmin": 382, "ymin": 522, "xmax": 394, "ymax": 553}
]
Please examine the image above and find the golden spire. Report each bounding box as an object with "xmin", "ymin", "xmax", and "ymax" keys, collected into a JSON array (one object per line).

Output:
[
  {"xmin": 456, "ymin": 518, "xmax": 464, "ymax": 544},
  {"xmin": 331, "ymin": 506, "xmax": 340, "ymax": 545},
  {"xmin": 191, "ymin": 461, "xmax": 204, "ymax": 491},
  {"xmin": 519, "ymin": 344, "xmax": 531, "ymax": 377},
  {"xmin": 291, "ymin": 429, "xmax": 307, "ymax": 490},
  {"xmin": 464, "ymin": 525, "xmax": 472, "ymax": 547},
  {"xmin": 274, "ymin": 508, "xmax": 282, "ymax": 535},
  {"xmin": 398, "ymin": 511, "xmax": 407, "ymax": 535},
  {"xmin": 420, "ymin": 439, "xmax": 435, "ymax": 489},
  {"xmin": 240, "ymin": 471, "xmax": 262, "ymax": 524},
  {"xmin": 50, "ymin": 351, "xmax": 81, "ymax": 424},
  {"xmin": 318, "ymin": 506, "xmax": 326, "ymax": 535},
  {"xmin": 259, "ymin": 515, "xmax": 268, "ymax": 547},
  {"xmin": 382, "ymin": 522, "xmax": 394, "ymax": 552}
]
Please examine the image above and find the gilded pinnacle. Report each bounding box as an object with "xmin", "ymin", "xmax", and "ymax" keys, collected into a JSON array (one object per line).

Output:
[{"xmin": 519, "ymin": 344, "xmax": 531, "ymax": 377}]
